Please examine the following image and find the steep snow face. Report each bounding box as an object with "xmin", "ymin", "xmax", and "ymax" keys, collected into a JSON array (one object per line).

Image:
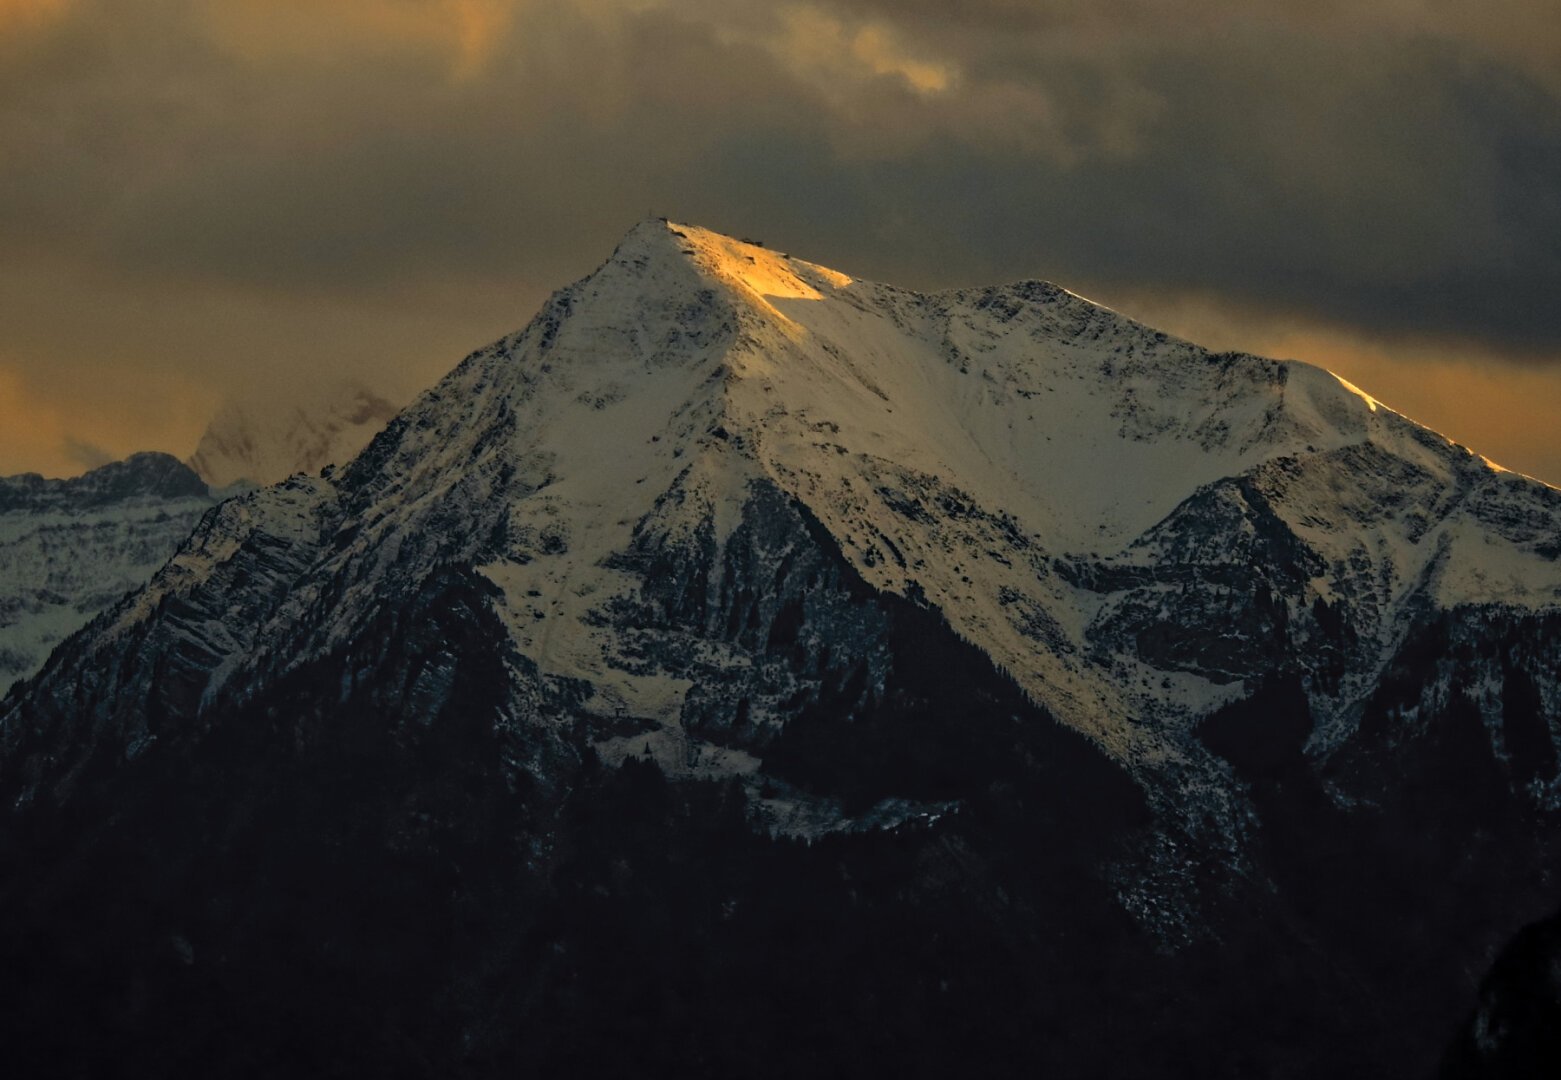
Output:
[
  {"xmin": 188, "ymin": 384, "xmax": 400, "ymax": 488},
  {"xmin": 0, "ymin": 454, "xmax": 214, "ymax": 694},
  {"xmin": 629, "ymin": 226, "xmax": 1561, "ymax": 762},
  {"xmin": 9, "ymin": 221, "xmax": 1561, "ymax": 814}
]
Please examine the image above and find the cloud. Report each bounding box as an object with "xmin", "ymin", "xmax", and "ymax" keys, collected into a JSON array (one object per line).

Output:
[
  {"xmin": 0, "ymin": 368, "xmax": 65, "ymax": 478},
  {"xmin": 61, "ymin": 436, "xmax": 112, "ymax": 471},
  {"xmin": 0, "ymin": 352, "xmax": 222, "ymax": 479},
  {"xmin": 0, "ymin": 0, "xmax": 1557, "ymax": 479},
  {"xmin": 0, "ymin": 0, "xmax": 72, "ymax": 31},
  {"xmin": 764, "ymin": 6, "xmax": 955, "ymax": 96},
  {"xmin": 4, "ymin": 0, "xmax": 1552, "ymax": 341},
  {"xmin": 202, "ymin": 0, "xmax": 526, "ymax": 80}
]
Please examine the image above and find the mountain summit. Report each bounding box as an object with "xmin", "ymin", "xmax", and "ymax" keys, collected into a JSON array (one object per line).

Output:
[{"xmin": 2, "ymin": 221, "xmax": 1558, "ymax": 1076}]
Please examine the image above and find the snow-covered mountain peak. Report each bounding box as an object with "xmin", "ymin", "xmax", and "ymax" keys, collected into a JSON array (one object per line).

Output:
[
  {"xmin": 474, "ymin": 221, "xmax": 1561, "ymax": 752},
  {"xmin": 613, "ymin": 219, "xmax": 851, "ymax": 293},
  {"xmin": 596, "ymin": 224, "xmax": 1413, "ymax": 552},
  {"xmin": 15, "ymin": 220, "xmax": 1561, "ymax": 797},
  {"xmin": 6, "ymin": 222, "xmax": 1560, "ymax": 1076},
  {"xmin": 152, "ymin": 222, "xmax": 1561, "ymax": 761}
]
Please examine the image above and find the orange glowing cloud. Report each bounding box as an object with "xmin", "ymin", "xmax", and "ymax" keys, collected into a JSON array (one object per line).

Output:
[
  {"xmin": 447, "ymin": 0, "xmax": 518, "ymax": 78},
  {"xmin": 0, "ymin": 0, "xmax": 71, "ymax": 31},
  {"xmin": 773, "ymin": 4, "xmax": 955, "ymax": 96},
  {"xmin": 0, "ymin": 363, "xmax": 219, "ymax": 479},
  {"xmin": 204, "ymin": 0, "xmax": 523, "ymax": 80},
  {"xmin": 0, "ymin": 368, "xmax": 67, "ymax": 475}
]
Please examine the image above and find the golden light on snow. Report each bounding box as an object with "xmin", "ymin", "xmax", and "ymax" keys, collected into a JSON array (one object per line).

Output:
[
  {"xmin": 673, "ymin": 225, "xmax": 855, "ymax": 351},
  {"xmin": 685, "ymin": 225, "xmax": 843, "ymax": 300},
  {"xmin": 1329, "ymin": 373, "xmax": 1380, "ymax": 414},
  {"xmin": 1268, "ymin": 338, "xmax": 1561, "ymax": 486}
]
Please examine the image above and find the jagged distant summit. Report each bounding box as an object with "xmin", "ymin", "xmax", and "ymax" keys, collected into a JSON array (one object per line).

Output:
[
  {"xmin": 2, "ymin": 221, "xmax": 1558, "ymax": 1075},
  {"xmin": 0, "ymin": 452, "xmax": 208, "ymax": 513},
  {"xmin": 187, "ymin": 382, "xmax": 400, "ymax": 488}
]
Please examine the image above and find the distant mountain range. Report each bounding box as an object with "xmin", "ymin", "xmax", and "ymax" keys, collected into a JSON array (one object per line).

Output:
[
  {"xmin": 1, "ymin": 223, "xmax": 1556, "ymax": 1076},
  {"xmin": 0, "ymin": 453, "xmax": 213, "ymax": 695},
  {"xmin": 0, "ymin": 384, "xmax": 397, "ymax": 694}
]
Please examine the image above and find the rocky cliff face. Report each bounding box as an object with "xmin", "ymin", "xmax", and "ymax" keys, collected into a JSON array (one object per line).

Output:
[{"xmin": 2, "ymin": 222, "xmax": 1558, "ymax": 1076}]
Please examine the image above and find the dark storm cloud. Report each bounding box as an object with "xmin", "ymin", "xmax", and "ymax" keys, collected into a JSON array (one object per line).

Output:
[
  {"xmin": 1, "ymin": 0, "xmax": 1559, "ymax": 479},
  {"xmin": 0, "ymin": 1, "xmax": 824, "ymax": 289},
  {"xmin": 3, "ymin": 0, "xmax": 1555, "ymax": 344},
  {"xmin": 945, "ymin": 34, "xmax": 1561, "ymax": 348}
]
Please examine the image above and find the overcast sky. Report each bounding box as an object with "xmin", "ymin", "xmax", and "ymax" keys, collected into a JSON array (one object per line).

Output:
[{"xmin": 2, "ymin": 0, "xmax": 1558, "ymax": 482}]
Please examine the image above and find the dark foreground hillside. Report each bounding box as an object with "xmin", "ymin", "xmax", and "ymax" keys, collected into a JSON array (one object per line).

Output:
[{"xmin": 0, "ymin": 569, "xmax": 1554, "ymax": 1078}]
